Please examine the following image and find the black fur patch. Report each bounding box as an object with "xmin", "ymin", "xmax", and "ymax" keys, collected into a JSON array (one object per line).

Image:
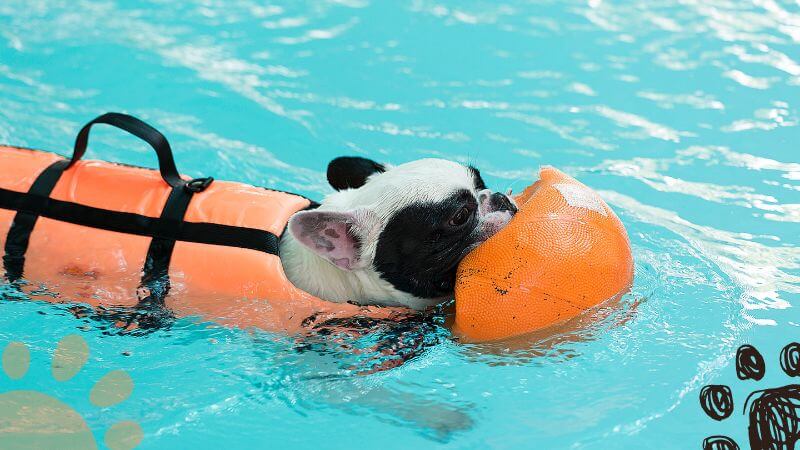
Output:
[
  {"xmin": 373, "ymin": 189, "xmax": 479, "ymax": 299},
  {"xmin": 327, "ymin": 156, "xmax": 386, "ymax": 191},
  {"xmin": 468, "ymin": 165, "xmax": 487, "ymax": 191}
]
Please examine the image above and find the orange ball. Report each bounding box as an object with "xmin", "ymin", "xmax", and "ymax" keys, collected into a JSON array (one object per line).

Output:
[{"xmin": 453, "ymin": 167, "xmax": 634, "ymax": 342}]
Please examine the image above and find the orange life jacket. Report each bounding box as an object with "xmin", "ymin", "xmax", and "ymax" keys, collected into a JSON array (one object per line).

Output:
[{"xmin": 0, "ymin": 113, "xmax": 396, "ymax": 332}]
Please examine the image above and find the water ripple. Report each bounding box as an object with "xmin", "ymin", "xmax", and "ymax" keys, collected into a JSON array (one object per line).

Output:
[{"xmin": 1, "ymin": 0, "xmax": 799, "ymax": 447}]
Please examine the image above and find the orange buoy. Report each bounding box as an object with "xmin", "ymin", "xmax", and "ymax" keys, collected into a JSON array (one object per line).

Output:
[{"xmin": 453, "ymin": 167, "xmax": 634, "ymax": 342}]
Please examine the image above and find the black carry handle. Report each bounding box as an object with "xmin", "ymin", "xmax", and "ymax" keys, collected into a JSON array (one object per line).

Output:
[{"xmin": 69, "ymin": 112, "xmax": 184, "ymax": 188}]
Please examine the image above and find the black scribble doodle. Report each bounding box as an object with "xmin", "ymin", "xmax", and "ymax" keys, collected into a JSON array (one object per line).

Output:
[
  {"xmin": 703, "ymin": 435, "xmax": 740, "ymax": 450},
  {"xmin": 781, "ymin": 344, "xmax": 800, "ymax": 377},
  {"xmin": 745, "ymin": 384, "xmax": 800, "ymax": 450},
  {"xmin": 701, "ymin": 385, "xmax": 735, "ymax": 420},
  {"xmin": 700, "ymin": 343, "xmax": 800, "ymax": 450},
  {"xmin": 737, "ymin": 345, "xmax": 766, "ymax": 381}
]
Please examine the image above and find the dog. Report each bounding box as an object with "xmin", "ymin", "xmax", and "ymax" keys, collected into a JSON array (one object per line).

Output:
[{"xmin": 280, "ymin": 157, "xmax": 518, "ymax": 311}]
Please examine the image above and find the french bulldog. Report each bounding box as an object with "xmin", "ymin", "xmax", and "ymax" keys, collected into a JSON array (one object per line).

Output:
[{"xmin": 280, "ymin": 157, "xmax": 518, "ymax": 310}]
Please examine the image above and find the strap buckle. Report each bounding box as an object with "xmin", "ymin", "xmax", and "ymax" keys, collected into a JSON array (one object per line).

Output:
[{"xmin": 184, "ymin": 177, "xmax": 214, "ymax": 193}]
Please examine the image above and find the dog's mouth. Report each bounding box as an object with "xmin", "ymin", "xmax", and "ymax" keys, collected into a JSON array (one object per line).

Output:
[
  {"xmin": 408, "ymin": 211, "xmax": 517, "ymax": 303},
  {"xmin": 425, "ymin": 209, "xmax": 516, "ymax": 301},
  {"xmin": 382, "ymin": 191, "xmax": 519, "ymax": 304},
  {"xmin": 477, "ymin": 209, "xmax": 516, "ymax": 239},
  {"xmin": 457, "ymin": 201, "xmax": 517, "ymax": 265}
]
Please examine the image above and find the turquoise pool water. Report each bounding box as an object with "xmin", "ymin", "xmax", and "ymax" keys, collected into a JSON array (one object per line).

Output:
[{"xmin": 1, "ymin": 0, "xmax": 799, "ymax": 448}]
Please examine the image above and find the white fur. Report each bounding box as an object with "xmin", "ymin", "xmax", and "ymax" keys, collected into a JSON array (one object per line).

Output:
[{"xmin": 280, "ymin": 159, "xmax": 486, "ymax": 310}]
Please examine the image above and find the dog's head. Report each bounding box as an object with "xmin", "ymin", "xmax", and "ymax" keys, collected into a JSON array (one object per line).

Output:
[{"xmin": 288, "ymin": 157, "xmax": 517, "ymax": 309}]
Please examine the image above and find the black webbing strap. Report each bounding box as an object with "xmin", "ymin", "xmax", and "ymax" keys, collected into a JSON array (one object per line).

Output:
[
  {"xmin": 137, "ymin": 181, "xmax": 198, "ymax": 308},
  {"xmin": 71, "ymin": 113, "xmax": 183, "ymax": 188},
  {"xmin": 3, "ymin": 159, "xmax": 69, "ymax": 281},
  {"xmin": 0, "ymin": 188, "xmax": 280, "ymax": 254}
]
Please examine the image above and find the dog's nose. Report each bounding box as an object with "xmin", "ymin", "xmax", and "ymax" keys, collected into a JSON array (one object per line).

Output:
[
  {"xmin": 490, "ymin": 192, "xmax": 517, "ymax": 213},
  {"xmin": 477, "ymin": 189, "xmax": 518, "ymax": 215}
]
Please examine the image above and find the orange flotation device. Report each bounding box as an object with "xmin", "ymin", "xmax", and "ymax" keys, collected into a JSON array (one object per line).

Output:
[
  {"xmin": 0, "ymin": 113, "xmax": 395, "ymax": 332},
  {"xmin": 2, "ymin": 113, "xmax": 631, "ymax": 341},
  {"xmin": 453, "ymin": 167, "xmax": 634, "ymax": 342}
]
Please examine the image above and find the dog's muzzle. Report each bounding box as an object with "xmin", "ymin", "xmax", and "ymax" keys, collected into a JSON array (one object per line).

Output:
[
  {"xmin": 488, "ymin": 191, "xmax": 517, "ymax": 214},
  {"xmin": 476, "ymin": 190, "xmax": 517, "ymax": 241}
]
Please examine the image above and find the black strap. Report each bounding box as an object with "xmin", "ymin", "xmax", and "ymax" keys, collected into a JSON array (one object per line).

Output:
[
  {"xmin": 71, "ymin": 113, "xmax": 183, "ymax": 188},
  {"xmin": 0, "ymin": 187, "xmax": 280, "ymax": 254},
  {"xmin": 3, "ymin": 160, "xmax": 69, "ymax": 281},
  {"xmin": 137, "ymin": 181, "xmax": 196, "ymax": 307}
]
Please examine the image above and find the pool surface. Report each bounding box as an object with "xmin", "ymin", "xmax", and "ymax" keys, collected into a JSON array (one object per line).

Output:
[{"xmin": 1, "ymin": 1, "xmax": 799, "ymax": 449}]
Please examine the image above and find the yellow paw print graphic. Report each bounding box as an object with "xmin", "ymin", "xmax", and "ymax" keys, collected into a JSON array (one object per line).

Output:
[{"xmin": 0, "ymin": 335, "xmax": 143, "ymax": 450}]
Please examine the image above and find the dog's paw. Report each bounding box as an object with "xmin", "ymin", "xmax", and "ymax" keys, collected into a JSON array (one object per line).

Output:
[{"xmin": 699, "ymin": 343, "xmax": 800, "ymax": 450}]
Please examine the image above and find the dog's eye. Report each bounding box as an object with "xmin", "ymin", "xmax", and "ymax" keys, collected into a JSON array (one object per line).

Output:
[{"xmin": 449, "ymin": 206, "xmax": 472, "ymax": 227}]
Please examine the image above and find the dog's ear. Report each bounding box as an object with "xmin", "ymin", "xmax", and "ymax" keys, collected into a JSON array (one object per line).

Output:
[
  {"xmin": 327, "ymin": 156, "xmax": 385, "ymax": 191},
  {"xmin": 288, "ymin": 209, "xmax": 380, "ymax": 270}
]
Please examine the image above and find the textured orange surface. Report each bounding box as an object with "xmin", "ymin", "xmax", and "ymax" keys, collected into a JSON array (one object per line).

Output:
[
  {"xmin": 453, "ymin": 167, "xmax": 633, "ymax": 342},
  {"xmin": 0, "ymin": 146, "xmax": 399, "ymax": 333}
]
